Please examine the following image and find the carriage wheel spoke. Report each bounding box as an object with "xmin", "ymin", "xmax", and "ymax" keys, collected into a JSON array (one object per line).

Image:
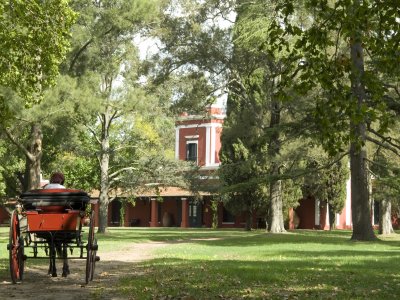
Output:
[
  {"xmin": 85, "ymin": 210, "xmax": 97, "ymax": 284},
  {"xmin": 9, "ymin": 211, "xmax": 24, "ymax": 283}
]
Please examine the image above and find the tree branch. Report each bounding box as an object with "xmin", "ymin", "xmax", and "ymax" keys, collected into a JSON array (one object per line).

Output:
[
  {"xmin": 366, "ymin": 135, "xmax": 400, "ymax": 157},
  {"xmin": 85, "ymin": 124, "xmax": 102, "ymax": 145},
  {"xmin": 69, "ymin": 38, "xmax": 93, "ymax": 73},
  {"xmin": 109, "ymin": 167, "xmax": 138, "ymax": 182},
  {"xmin": 367, "ymin": 126, "xmax": 400, "ymax": 152},
  {"xmin": 3, "ymin": 127, "xmax": 34, "ymax": 161},
  {"xmin": 69, "ymin": 27, "xmax": 115, "ymax": 72}
]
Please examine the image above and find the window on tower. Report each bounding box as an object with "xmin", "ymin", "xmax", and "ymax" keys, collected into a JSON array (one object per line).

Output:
[{"xmin": 186, "ymin": 142, "xmax": 198, "ymax": 162}]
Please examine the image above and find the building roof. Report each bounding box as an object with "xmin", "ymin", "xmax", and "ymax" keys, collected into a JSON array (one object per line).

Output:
[{"xmin": 90, "ymin": 186, "xmax": 210, "ymax": 198}]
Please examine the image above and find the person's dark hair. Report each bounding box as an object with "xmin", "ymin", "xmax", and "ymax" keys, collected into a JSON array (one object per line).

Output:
[{"xmin": 50, "ymin": 172, "xmax": 65, "ymax": 185}]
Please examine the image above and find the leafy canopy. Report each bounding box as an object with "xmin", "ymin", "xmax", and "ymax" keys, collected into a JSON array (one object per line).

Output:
[{"xmin": 0, "ymin": 0, "xmax": 76, "ymax": 106}]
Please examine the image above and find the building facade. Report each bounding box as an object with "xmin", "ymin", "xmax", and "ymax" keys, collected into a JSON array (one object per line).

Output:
[
  {"xmin": 101, "ymin": 106, "xmax": 255, "ymax": 228},
  {"xmin": 108, "ymin": 105, "xmax": 357, "ymax": 230}
]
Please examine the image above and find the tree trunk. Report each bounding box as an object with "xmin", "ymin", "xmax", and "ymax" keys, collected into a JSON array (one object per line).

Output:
[
  {"xmin": 244, "ymin": 210, "xmax": 252, "ymax": 231},
  {"xmin": 98, "ymin": 145, "xmax": 110, "ymax": 233},
  {"xmin": 349, "ymin": 142, "xmax": 375, "ymax": 240},
  {"xmin": 379, "ymin": 199, "xmax": 394, "ymax": 235},
  {"xmin": 98, "ymin": 195, "xmax": 109, "ymax": 233},
  {"xmin": 4, "ymin": 123, "xmax": 42, "ymax": 192},
  {"xmin": 349, "ymin": 20, "xmax": 376, "ymax": 241},
  {"xmin": 328, "ymin": 204, "xmax": 336, "ymax": 230},
  {"xmin": 269, "ymin": 176, "xmax": 286, "ymax": 233},
  {"xmin": 120, "ymin": 202, "xmax": 126, "ymax": 227},
  {"xmin": 97, "ymin": 110, "xmax": 111, "ymax": 234},
  {"xmin": 24, "ymin": 124, "xmax": 42, "ymax": 191},
  {"xmin": 268, "ymin": 98, "xmax": 285, "ymax": 233}
]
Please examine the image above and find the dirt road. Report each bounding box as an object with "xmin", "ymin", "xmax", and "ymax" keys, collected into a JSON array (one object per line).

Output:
[{"xmin": 1, "ymin": 242, "xmax": 167, "ymax": 300}]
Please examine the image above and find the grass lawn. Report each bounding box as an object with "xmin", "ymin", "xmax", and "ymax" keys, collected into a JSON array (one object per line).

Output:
[
  {"xmin": 113, "ymin": 229, "xmax": 400, "ymax": 300},
  {"xmin": 2, "ymin": 227, "xmax": 400, "ymax": 299}
]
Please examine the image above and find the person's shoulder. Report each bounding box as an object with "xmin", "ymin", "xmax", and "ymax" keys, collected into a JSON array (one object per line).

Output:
[{"xmin": 43, "ymin": 183, "xmax": 66, "ymax": 189}]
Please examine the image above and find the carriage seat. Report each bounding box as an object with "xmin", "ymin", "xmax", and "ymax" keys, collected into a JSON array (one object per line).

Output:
[{"xmin": 19, "ymin": 189, "xmax": 91, "ymax": 211}]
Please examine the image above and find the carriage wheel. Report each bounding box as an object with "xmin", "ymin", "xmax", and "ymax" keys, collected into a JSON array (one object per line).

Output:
[
  {"xmin": 89, "ymin": 238, "xmax": 98, "ymax": 281},
  {"xmin": 8, "ymin": 211, "xmax": 24, "ymax": 284},
  {"xmin": 85, "ymin": 210, "xmax": 97, "ymax": 284}
]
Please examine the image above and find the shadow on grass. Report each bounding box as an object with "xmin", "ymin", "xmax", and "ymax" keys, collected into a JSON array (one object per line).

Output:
[
  {"xmin": 100, "ymin": 228, "xmax": 400, "ymax": 249},
  {"xmin": 118, "ymin": 249, "xmax": 400, "ymax": 300},
  {"xmin": 96, "ymin": 228, "xmax": 251, "ymax": 243},
  {"xmin": 3, "ymin": 228, "xmax": 400, "ymax": 256},
  {"xmin": 0, "ymin": 258, "xmax": 9, "ymax": 281}
]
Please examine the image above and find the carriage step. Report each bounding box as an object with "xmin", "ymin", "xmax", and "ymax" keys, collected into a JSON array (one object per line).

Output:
[{"xmin": 95, "ymin": 256, "xmax": 100, "ymax": 262}]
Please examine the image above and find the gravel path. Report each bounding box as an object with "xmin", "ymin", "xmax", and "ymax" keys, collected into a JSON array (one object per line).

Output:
[{"xmin": 1, "ymin": 242, "xmax": 167, "ymax": 300}]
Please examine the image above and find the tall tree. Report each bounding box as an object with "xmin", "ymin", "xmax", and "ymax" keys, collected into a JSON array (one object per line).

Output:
[
  {"xmin": 4, "ymin": 123, "xmax": 43, "ymax": 191},
  {"xmin": 220, "ymin": 0, "xmax": 310, "ymax": 233},
  {"xmin": 0, "ymin": 1, "xmax": 76, "ymax": 190},
  {"xmin": 265, "ymin": 0, "xmax": 400, "ymax": 240},
  {"xmin": 150, "ymin": 0, "xmax": 307, "ymax": 232},
  {"xmin": 370, "ymin": 142, "xmax": 400, "ymax": 235},
  {"xmin": 66, "ymin": 0, "xmax": 183, "ymax": 233},
  {"xmin": 0, "ymin": 80, "xmax": 85, "ymax": 192},
  {"xmin": 302, "ymin": 152, "xmax": 348, "ymax": 230}
]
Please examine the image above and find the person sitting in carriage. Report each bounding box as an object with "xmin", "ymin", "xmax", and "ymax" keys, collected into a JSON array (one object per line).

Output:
[{"xmin": 43, "ymin": 171, "xmax": 66, "ymax": 189}]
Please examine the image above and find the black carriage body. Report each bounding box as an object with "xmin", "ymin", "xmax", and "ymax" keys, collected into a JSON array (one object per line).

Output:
[{"xmin": 20, "ymin": 189, "xmax": 90, "ymax": 211}]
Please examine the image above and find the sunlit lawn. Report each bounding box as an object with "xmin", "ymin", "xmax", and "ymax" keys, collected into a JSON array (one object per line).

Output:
[
  {"xmin": 0, "ymin": 227, "xmax": 7, "ymax": 279},
  {"xmin": 109, "ymin": 228, "xmax": 400, "ymax": 300},
  {"xmin": 2, "ymin": 227, "xmax": 400, "ymax": 299}
]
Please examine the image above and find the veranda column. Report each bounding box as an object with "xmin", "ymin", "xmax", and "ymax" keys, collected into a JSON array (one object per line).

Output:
[
  {"xmin": 150, "ymin": 198, "xmax": 159, "ymax": 227},
  {"xmin": 181, "ymin": 198, "xmax": 189, "ymax": 228}
]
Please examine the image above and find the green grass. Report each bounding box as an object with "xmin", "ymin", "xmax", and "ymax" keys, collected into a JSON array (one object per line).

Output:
[
  {"xmin": 0, "ymin": 227, "xmax": 8, "ymax": 279},
  {"xmin": 111, "ymin": 229, "xmax": 400, "ymax": 300},
  {"xmin": 2, "ymin": 228, "xmax": 400, "ymax": 299}
]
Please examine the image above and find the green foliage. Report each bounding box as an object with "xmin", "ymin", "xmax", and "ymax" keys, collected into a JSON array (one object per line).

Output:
[
  {"xmin": 0, "ymin": 0, "xmax": 76, "ymax": 105},
  {"xmin": 168, "ymin": 72, "xmax": 216, "ymax": 114},
  {"xmin": 247, "ymin": 0, "xmax": 400, "ymax": 239},
  {"xmin": 53, "ymin": 0, "xmax": 188, "ymax": 208},
  {"xmin": 0, "ymin": 142, "xmax": 7, "ymax": 197},
  {"xmin": 147, "ymin": 0, "xmax": 234, "ymax": 109},
  {"xmin": 0, "ymin": 137, "xmax": 25, "ymax": 196},
  {"xmin": 302, "ymin": 155, "xmax": 348, "ymax": 213},
  {"xmin": 0, "ymin": 1, "xmax": 180, "ymax": 198},
  {"xmin": 370, "ymin": 141, "xmax": 400, "ymax": 206},
  {"xmin": 46, "ymin": 151, "xmax": 98, "ymax": 191},
  {"xmin": 0, "ymin": 0, "xmax": 76, "ymax": 189},
  {"xmin": 66, "ymin": 0, "xmax": 161, "ymax": 77},
  {"xmin": 218, "ymin": 0, "xmax": 311, "ymax": 229},
  {"xmin": 266, "ymin": 0, "xmax": 400, "ymax": 155}
]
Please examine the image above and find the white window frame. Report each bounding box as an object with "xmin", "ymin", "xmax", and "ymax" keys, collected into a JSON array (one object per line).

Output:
[{"xmin": 186, "ymin": 140, "xmax": 198, "ymax": 164}]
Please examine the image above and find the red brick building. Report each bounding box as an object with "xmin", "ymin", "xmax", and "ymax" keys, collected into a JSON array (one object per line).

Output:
[
  {"xmin": 100, "ymin": 106, "xmax": 254, "ymax": 228},
  {"xmin": 290, "ymin": 177, "xmax": 391, "ymax": 230}
]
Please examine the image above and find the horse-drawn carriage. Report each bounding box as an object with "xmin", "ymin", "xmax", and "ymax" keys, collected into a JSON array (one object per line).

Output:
[{"xmin": 7, "ymin": 188, "xmax": 99, "ymax": 284}]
